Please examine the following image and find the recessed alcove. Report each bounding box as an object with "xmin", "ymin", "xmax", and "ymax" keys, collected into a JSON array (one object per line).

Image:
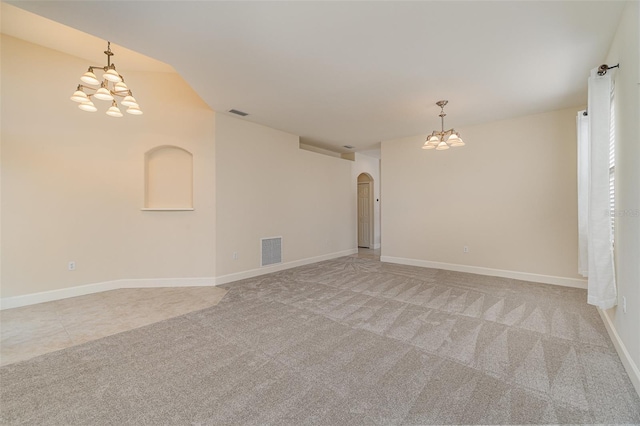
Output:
[{"xmin": 144, "ymin": 145, "xmax": 194, "ymax": 210}]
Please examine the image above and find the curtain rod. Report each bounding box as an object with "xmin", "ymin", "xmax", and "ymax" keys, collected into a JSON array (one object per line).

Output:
[
  {"xmin": 583, "ymin": 63, "xmax": 620, "ymax": 116},
  {"xmin": 598, "ymin": 63, "xmax": 620, "ymax": 76}
]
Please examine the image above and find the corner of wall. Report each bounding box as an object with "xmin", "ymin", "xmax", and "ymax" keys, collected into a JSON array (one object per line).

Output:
[{"xmin": 598, "ymin": 308, "xmax": 640, "ymax": 397}]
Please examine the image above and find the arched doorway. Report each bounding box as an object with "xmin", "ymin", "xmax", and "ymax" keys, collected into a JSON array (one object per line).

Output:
[{"xmin": 357, "ymin": 173, "xmax": 374, "ymax": 248}]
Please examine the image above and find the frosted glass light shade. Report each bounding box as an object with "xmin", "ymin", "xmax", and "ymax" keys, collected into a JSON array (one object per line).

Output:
[
  {"xmin": 450, "ymin": 138, "xmax": 465, "ymax": 147},
  {"xmin": 80, "ymin": 71, "xmax": 99, "ymax": 86},
  {"xmin": 106, "ymin": 105, "xmax": 123, "ymax": 117},
  {"xmin": 78, "ymin": 101, "xmax": 97, "ymax": 112},
  {"xmin": 422, "ymin": 142, "xmax": 435, "ymax": 150},
  {"xmin": 447, "ymin": 133, "xmax": 460, "ymax": 141},
  {"xmin": 114, "ymin": 81, "xmax": 129, "ymax": 93},
  {"xmin": 435, "ymin": 141, "xmax": 450, "ymax": 150},
  {"xmin": 121, "ymin": 95, "xmax": 138, "ymax": 107},
  {"xmin": 428, "ymin": 134, "xmax": 440, "ymax": 143},
  {"xmin": 94, "ymin": 87, "xmax": 113, "ymax": 101},
  {"xmin": 104, "ymin": 68, "xmax": 122, "ymax": 83},
  {"xmin": 126, "ymin": 106, "xmax": 143, "ymax": 115},
  {"xmin": 70, "ymin": 90, "xmax": 89, "ymax": 102}
]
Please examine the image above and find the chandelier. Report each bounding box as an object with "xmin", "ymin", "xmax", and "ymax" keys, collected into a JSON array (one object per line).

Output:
[
  {"xmin": 422, "ymin": 100, "xmax": 464, "ymax": 150},
  {"xmin": 70, "ymin": 42, "xmax": 142, "ymax": 117}
]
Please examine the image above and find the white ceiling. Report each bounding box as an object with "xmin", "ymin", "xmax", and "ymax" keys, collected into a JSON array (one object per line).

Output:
[
  {"xmin": 4, "ymin": 1, "xmax": 625, "ymax": 153},
  {"xmin": 1, "ymin": 4, "xmax": 174, "ymax": 73}
]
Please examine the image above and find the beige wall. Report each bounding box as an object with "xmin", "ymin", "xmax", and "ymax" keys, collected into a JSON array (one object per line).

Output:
[
  {"xmin": 381, "ymin": 107, "xmax": 584, "ymax": 281},
  {"xmin": 1, "ymin": 35, "xmax": 355, "ymax": 300},
  {"xmin": 1, "ymin": 35, "xmax": 216, "ymax": 297},
  {"xmin": 215, "ymin": 114, "xmax": 354, "ymax": 277},
  {"xmin": 603, "ymin": 0, "xmax": 640, "ymax": 377}
]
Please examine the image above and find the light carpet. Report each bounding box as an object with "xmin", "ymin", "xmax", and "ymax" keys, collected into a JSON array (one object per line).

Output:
[{"xmin": 1, "ymin": 257, "xmax": 639, "ymax": 425}]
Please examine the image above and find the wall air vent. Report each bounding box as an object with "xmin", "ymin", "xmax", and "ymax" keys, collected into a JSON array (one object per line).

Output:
[
  {"xmin": 228, "ymin": 109, "xmax": 249, "ymax": 117},
  {"xmin": 343, "ymin": 145, "xmax": 354, "ymax": 149},
  {"xmin": 261, "ymin": 237, "xmax": 282, "ymax": 267}
]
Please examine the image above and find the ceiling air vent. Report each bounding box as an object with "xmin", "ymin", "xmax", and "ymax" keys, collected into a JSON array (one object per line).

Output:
[
  {"xmin": 343, "ymin": 145, "xmax": 354, "ymax": 149},
  {"xmin": 228, "ymin": 109, "xmax": 249, "ymax": 117}
]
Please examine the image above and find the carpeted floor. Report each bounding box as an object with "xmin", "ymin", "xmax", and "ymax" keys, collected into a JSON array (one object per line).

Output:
[{"xmin": 1, "ymin": 257, "xmax": 639, "ymax": 425}]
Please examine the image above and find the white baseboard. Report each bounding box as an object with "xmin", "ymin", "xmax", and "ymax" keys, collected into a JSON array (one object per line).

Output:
[
  {"xmin": 0, "ymin": 277, "xmax": 216, "ymax": 310},
  {"xmin": 380, "ymin": 256, "xmax": 587, "ymax": 289},
  {"xmin": 1, "ymin": 249, "xmax": 358, "ymax": 310},
  {"xmin": 1, "ymin": 280, "xmax": 119, "ymax": 310},
  {"xmin": 215, "ymin": 248, "xmax": 358, "ymax": 286},
  {"xmin": 597, "ymin": 308, "xmax": 640, "ymax": 398},
  {"xmin": 116, "ymin": 277, "xmax": 216, "ymax": 289}
]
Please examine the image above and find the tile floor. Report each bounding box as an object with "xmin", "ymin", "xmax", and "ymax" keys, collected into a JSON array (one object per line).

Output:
[
  {"xmin": 0, "ymin": 286, "xmax": 227, "ymax": 366},
  {"xmin": 351, "ymin": 247, "xmax": 381, "ymax": 260},
  {"xmin": 0, "ymin": 248, "xmax": 379, "ymax": 367}
]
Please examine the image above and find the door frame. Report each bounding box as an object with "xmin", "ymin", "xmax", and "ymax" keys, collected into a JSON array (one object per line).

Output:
[{"xmin": 357, "ymin": 176, "xmax": 374, "ymax": 249}]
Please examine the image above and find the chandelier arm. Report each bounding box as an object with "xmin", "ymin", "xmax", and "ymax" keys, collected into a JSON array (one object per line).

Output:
[{"xmin": 77, "ymin": 87, "xmax": 123, "ymax": 100}]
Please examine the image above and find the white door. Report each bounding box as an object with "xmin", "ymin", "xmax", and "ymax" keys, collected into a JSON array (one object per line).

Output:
[{"xmin": 358, "ymin": 182, "xmax": 371, "ymax": 248}]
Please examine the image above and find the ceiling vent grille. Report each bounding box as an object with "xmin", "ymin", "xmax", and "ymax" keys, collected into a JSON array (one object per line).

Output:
[
  {"xmin": 228, "ymin": 109, "xmax": 249, "ymax": 116},
  {"xmin": 343, "ymin": 145, "xmax": 354, "ymax": 149},
  {"xmin": 261, "ymin": 237, "xmax": 282, "ymax": 267}
]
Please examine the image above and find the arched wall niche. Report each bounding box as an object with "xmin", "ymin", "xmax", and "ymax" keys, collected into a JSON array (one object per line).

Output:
[{"xmin": 144, "ymin": 145, "xmax": 194, "ymax": 210}]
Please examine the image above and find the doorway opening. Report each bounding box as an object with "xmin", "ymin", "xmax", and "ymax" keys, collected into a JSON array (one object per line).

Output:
[{"xmin": 357, "ymin": 173, "xmax": 374, "ymax": 249}]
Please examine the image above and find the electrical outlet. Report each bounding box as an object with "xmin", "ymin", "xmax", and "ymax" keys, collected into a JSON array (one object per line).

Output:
[
  {"xmin": 68, "ymin": 261, "xmax": 76, "ymax": 271},
  {"xmin": 463, "ymin": 246, "xmax": 469, "ymax": 253},
  {"xmin": 232, "ymin": 252, "xmax": 238, "ymax": 260},
  {"xmin": 622, "ymin": 296, "xmax": 627, "ymax": 314}
]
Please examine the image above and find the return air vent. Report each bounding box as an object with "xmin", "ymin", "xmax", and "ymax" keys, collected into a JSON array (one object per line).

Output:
[
  {"xmin": 261, "ymin": 237, "xmax": 282, "ymax": 267},
  {"xmin": 228, "ymin": 109, "xmax": 249, "ymax": 116}
]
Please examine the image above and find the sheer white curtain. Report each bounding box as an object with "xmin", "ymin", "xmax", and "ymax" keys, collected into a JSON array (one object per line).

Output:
[
  {"xmin": 577, "ymin": 111, "xmax": 589, "ymax": 277},
  {"xmin": 577, "ymin": 68, "xmax": 616, "ymax": 309}
]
